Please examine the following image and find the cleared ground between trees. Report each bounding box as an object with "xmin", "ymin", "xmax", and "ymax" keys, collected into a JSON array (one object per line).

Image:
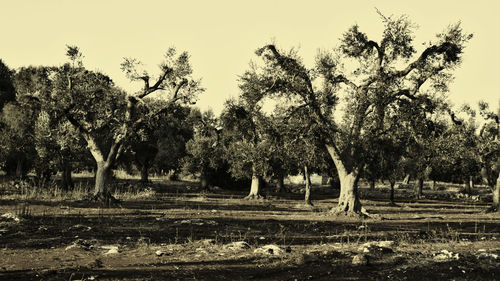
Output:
[{"xmin": 0, "ymin": 179, "xmax": 499, "ymax": 281}]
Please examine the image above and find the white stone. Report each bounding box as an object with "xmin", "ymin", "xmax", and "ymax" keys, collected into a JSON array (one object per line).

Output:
[
  {"xmin": 101, "ymin": 245, "xmax": 119, "ymax": 255},
  {"xmin": 254, "ymin": 245, "xmax": 285, "ymax": 256},
  {"xmin": 1, "ymin": 213, "xmax": 21, "ymax": 222},
  {"xmin": 223, "ymin": 241, "xmax": 250, "ymax": 251}
]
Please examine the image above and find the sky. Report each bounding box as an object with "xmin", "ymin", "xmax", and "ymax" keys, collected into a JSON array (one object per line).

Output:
[{"xmin": 1, "ymin": 0, "xmax": 498, "ymax": 114}]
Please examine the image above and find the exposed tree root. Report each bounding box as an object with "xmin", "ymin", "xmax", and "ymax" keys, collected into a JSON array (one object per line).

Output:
[
  {"xmin": 388, "ymin": 201, "xmax": 400, "ymax": 207},
  {"xmin": 88, "ymin": 191, "xmax": 122, "ymax": 208},
  {"xmin": 329, "ymin": 205, "xmax": 374, "ymax": 219},
  {"xmin": 244, "ymin": 194, "xmax": 264, "ymax": 200}
]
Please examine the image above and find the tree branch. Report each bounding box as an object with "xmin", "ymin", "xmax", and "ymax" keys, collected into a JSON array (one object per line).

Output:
[
  {"xmin": 172, "ymin": 78, "xmax": 188, "ymax": 99},
  {"xmin": 392, "ymin": 42, "xmax": 458, "ymax": 78}
]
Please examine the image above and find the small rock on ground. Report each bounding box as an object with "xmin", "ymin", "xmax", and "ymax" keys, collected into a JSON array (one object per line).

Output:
[
  {"xmin": 433, "ymin": 250, "xmax": 460, "ymax": 261},
  {"xmin": 254, "ymin": 244, "xmax": 286, "ymax": 256},
  {"xmin": 101, "ymin": 245, "xmax": 120, "ymax": 255},
  {"xmin": 352, "ymin": 253, "xmax": 369, "ymax": 265},
  {"xmin": 1, "ymin": 213, "xmax": 21, "ymax": 222},
  {"xmin": 223, "ymin": 241, "xmax": 250, "ymax": 252}
]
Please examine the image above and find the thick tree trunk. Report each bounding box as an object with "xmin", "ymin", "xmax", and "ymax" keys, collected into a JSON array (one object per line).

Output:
[
  {"xmin": 200, "ymin": 170, "xmax": 209, "ymax": 190},
  {"xmin": 469, "ymin": 176, "xmax": 474, "ymax": 189},
  {"xmin": 432, "ymin": 180, "xmax": 437, "ymax": 191},
  {"xmin": 335, "ymin": 171, "xmax": 362, "ymax": 215},
  {"xmin": 389, "ymin": 179, "xmax": 396, "ymax": 205},
  {"xmin": 326, "ymin": 144, "xmax": 363, "ymax": 216},
  {"xmin": 94, "ymin": 162, "xmax": 108, "ymax": 196},
  {"xmin": 61, "ymin": 163, "xmax": 74, "ymax": 190},
  {"xmin": 415, "ymin": 178, "xmax": 424, "ymax": 199},
  {"xmin": 275, "ymin": 173, "xmax": 285, "ymax": 193},
  {"xmin": 140, "ymin": 163, "xmax": 149, "ymax": 183},
  {"xmin": 304, "ymin": 165, "xmax": 312, "ymax": 206},
  {"xmin": 369, "ymin": 180, "xmax": 375, "ymax": 191},
  {"xmin": 464, "ymin": 178, "xmax": 471, "ymax": 194},
  {"xmin": 245, "ymin": 166, "xmax": 262, "ymax": 200}
]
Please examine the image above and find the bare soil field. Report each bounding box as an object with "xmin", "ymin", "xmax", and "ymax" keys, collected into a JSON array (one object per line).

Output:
[{"xmin": 0, "ymin": 180, "xmax": 499, "ymax": 280}]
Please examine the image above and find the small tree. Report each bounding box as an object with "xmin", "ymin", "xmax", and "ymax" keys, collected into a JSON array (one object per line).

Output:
[
  {"xmin": 127, "ymin": 101, "xmax": 193, "ymax": 183},
  {"xmin": 182, "ymin": 109, "xmax": 224, "ymax": 189},
  {"xmin": 221, "ymin": 96, "xmax": 272, "ymax": 199}
]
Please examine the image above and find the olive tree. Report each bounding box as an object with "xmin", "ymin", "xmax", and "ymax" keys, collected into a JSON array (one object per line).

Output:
[
  {"xmin": 252, "ymin": 14, "xmax": 471, "ymax": 215},
  {"xmin": 54, "ymin": 46, "xmax": 202, "ymax": 202},
  {"xmin": 477, "ymin": 102, "xmax": 500, "ymax": 211}
]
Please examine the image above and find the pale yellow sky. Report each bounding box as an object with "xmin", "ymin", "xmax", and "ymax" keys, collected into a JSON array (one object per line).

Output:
[{"xmin": 1, "ymin": 0, "xmax": 498, "ymax": 113}]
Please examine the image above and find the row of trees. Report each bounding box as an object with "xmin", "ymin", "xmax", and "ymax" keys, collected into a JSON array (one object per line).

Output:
[{"xmin": 0, "ymin": 13, "xmax": 498, "ymax": 215}]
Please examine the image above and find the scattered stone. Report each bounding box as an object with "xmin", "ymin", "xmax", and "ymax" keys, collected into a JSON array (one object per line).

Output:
[
  {"xmin": 359, "ymin": 241, "xmax": 394, "ymax": 254},
  {"xmin": 101, "ymin": 245, "xmax": 120, "ymax": 255},
  {"xmin": 1, "ymin": 213, "xmax": 21, "ymax": 222},
  {"xmin": 476, "ymin": 249, "xmax": 499, "ymax": 260},
  {"xmin": 223, "ymin": 241, "xmax": 250, "ymax": 252},
  {"xmin": 38, "ymin": 226, "xmax": 48, "ymax": 232},
  {"xmin": 254, "ymin": 244, "xmax": 286, "ymax": 256},
  {"xmin": 433, "ymin": 250, "xmax": 460, "ymax": 261},
  {"xmin": 68, "ymin": 224, "xmax": 92, "ymax": 232},
  {"xmin": 155, "ymin": 249, "xmax": 169, "ymax": 257},
  {"xmin": 377, "ymin": 241, "xmax": 395, "ymax": 248},
  {"xmin": 352, "ymin": 253, "xmax": 369, "ymax": 265},
  {"xmin": 65, "ymin": 239, "xmax": 99, "ymax": 251},
  {"xmin": 174, "ymin": 219, "xmax": 218, "ymax": 226}
]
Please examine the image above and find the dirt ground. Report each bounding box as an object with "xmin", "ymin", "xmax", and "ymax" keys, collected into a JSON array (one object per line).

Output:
[{"xmin": 0, "ymin": 180, "xmax": 499, "ymax": 280}]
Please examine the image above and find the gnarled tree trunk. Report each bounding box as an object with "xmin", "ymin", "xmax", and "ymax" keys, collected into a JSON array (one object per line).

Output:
[
  {"xmin": 326, "ymin": 144, "xmax": 363, "ymax": 216},
  {"xmin": 245, "ymin": 166, "xmax": 262, "ymax": 200}
]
